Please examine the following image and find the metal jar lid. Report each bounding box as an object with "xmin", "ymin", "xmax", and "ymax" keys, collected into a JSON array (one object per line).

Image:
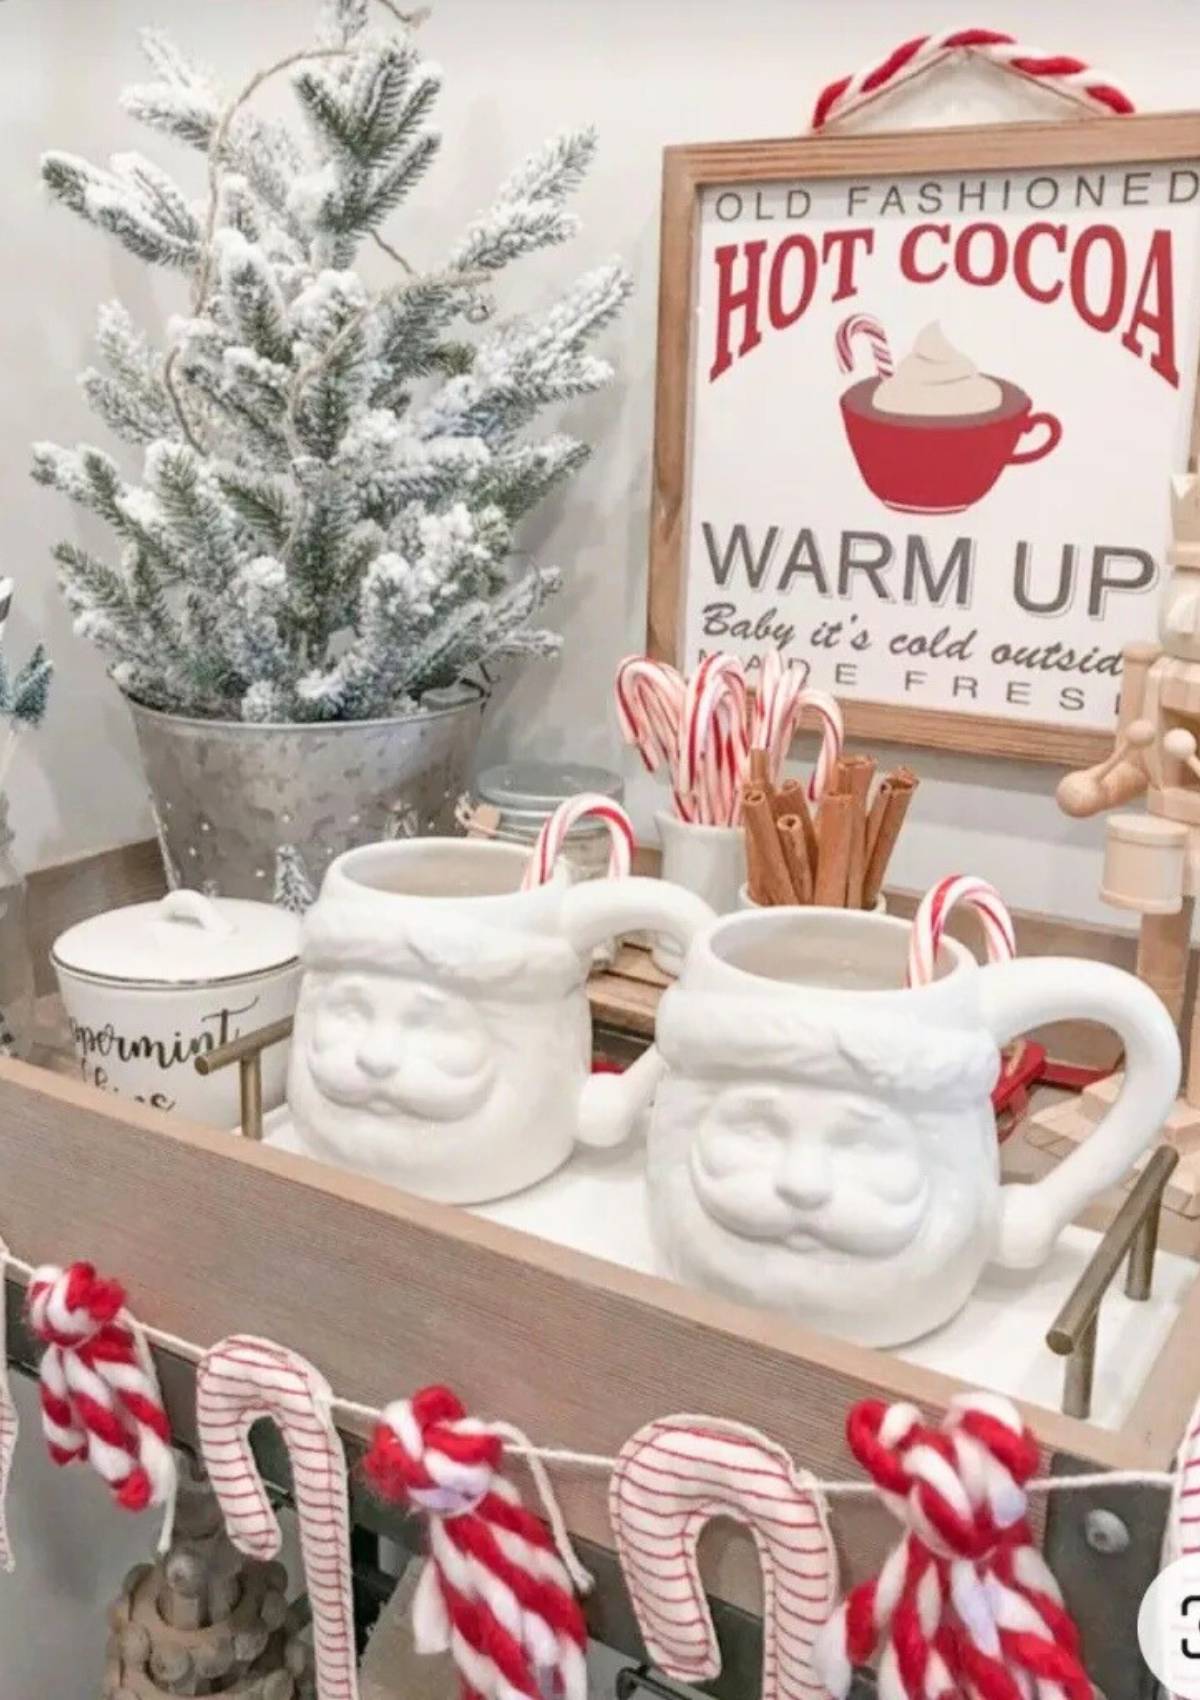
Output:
[{"xmin": 475, "ymin": 761, "xmax": 624, "ymax": 838}]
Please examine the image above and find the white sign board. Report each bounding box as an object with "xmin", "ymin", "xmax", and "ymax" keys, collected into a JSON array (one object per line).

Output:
[{"xmin": 652, "ymin": 120, "xmax": 1200, "ymax": 762}]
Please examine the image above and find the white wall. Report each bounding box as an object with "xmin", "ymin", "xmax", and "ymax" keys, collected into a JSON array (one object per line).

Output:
[{"xmin": 5, "ymin": 0, "xmax": 1200, "ymax": 924}]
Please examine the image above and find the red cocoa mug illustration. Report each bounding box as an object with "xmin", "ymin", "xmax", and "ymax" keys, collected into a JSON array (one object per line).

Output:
[{"xmin": 836, "ymin": 317, "xmax": 1062, "ymax": 515}]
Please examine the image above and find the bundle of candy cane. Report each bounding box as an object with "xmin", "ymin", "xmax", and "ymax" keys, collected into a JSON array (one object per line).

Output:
[{"xmin": 615, "ymin": 651, "xmax": 842, "ymax": 827}]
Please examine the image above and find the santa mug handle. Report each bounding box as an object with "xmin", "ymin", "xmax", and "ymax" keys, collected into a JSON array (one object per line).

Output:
[
  {"xmin": 560, "ymin": 877, "xmax": 715, "ymax": 1148},
  {"xmin": 982, "ymin": 956, "xmax": 1179, "ymax": 1268},
  {"xmin": 1009, "ymin": 411, "xmax": 1062, "ymax": 465}
]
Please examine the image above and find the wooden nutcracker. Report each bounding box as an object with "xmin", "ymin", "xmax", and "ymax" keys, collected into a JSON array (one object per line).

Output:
[
  {"xmin": 1030, "ymin": 473, "xmax": 1200, "ymax": 1210},
  {"xmin": 103, "ymin": 1453, "xmax": 314, "ymax": 1700}
]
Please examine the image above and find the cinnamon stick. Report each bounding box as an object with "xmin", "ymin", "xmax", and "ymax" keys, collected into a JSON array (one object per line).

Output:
[
  {"xmin": 748, "ymin": 747, "xmax": 770, "ymax": 787},
  {"xmin": 813, "ymin": 792, "xmax": 854, "ymax": 906},
  {"xmin": 862, "ymin": 768, "xmax": 919, "ymax": 907},
  {"xmin": 771, "ymin": 776, "xmax": 817, "ymax": 870},
  {"xmin": 841, "ymin": 757, "xmax": 874, "ymax": 909},
  {"xmin": 743, "ymin": 785, "xmax": 797, "ymax": 905},
  {"xmin": 776, "ymin": 814, "xmax": 813, "ymax": 903}
]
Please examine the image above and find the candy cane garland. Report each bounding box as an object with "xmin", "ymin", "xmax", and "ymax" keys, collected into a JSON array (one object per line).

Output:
[
  {"xmin": 810, "ymin": 29, "xmax": 1134, "ymax": 131},
  {"xmin": 813, "ymin": 1395, "xmax": 1092, "ymax": 1700},
  {"xmin": 520, "ymin": 793, "xmax": 635, "ymax": 889},
  {"xmin": 908, "ymin": 874, "xmax": 1016, "ymax": 987},
  {"xmin": 363, "ymin": 1386, "xmax": 589, "ymax": 1700},
  {"xmin": 196, "ymin": 1336, "xmax": 358, "ymax": 1700},
  {"xmin": 0, "ymin": 1238, "xmax": 16, "ymax": 1573},
  {"xmin": 835, "ymin": 314, "xmax": 894, "ymax": 378},
  {"xmin": 610, "ymin": 1416, "xmax": 838, "ymax": 1700},
  {"xmin": 27, "ymin": 1263, "xmax": 175, "ymax": 1521}
]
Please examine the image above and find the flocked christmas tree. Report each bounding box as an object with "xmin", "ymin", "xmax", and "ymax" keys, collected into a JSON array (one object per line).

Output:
[{"xmin": 32, "ymin": 0, "xmax": 629, "ymax": 723}]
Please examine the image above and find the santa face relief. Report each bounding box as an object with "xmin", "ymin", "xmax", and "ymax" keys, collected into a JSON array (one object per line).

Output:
[
  {"xmin": 687, "ymin": 1086, "xmax": 929, "ymax": 1258},
  {"xmin": 300, "ymin": 971, "xmax": 496, "ymax": 1122}
]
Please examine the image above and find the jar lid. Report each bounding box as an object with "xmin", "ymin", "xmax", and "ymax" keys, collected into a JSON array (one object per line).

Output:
[
  {"xmin": 52, "ymin": 891, "xmax": 301, "ymax": 987},
  {"xmin": 476, "ymin": 760, "xmax": 624, "ymax": 818}
]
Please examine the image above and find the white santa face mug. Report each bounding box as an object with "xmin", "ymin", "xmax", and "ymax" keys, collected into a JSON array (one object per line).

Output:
[
  {"xmin": 286, "ymin": 838, "xmax": 714, "ymax": 1203},
  {"xmin": 646, "ymin": 907, "xmax": 1180, "ymax": 1347}
]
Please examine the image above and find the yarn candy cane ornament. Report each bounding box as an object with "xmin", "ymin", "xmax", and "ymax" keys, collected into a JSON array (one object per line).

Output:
[
  {"xmin": 362, "ymin": 1386, "xmax": 590, "ymax": 1700},
  {"xmin": 813, "ymin": 1394, "xmax": 1092, "ymax": 1700},
  {"xmin": 0, "ymin": 1236, "xmax": 17, "ymax": 1571},
  {"xmin": 196, "ymin": 1336, "xmax": 358, "ymax": 1700},
  {"xmin": 609, "ymin": 1416, "xmax": 838, "ymax": 1700},
  {"xmin": 27, "ymin": 1262, "xmax": 175, "ymax": 1521}
]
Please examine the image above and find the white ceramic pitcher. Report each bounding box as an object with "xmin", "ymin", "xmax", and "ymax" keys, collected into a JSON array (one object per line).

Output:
[
  {"xmin": 646, "ymin": 907, "xmax": 1180, "ymax": 1347},
  {"xmin": 286, "ymin": 838, "xmax": 713, "ymax": 1203}
]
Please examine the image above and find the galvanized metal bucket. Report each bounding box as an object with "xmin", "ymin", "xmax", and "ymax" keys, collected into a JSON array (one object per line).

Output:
[{"xmin": 127, "ymin": 686, "xmax": 487, "ymax": 901}]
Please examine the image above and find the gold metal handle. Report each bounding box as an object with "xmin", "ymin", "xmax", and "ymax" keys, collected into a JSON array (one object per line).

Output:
[
  {"xmin": 194, "ymin": 1016, "xmax": 294, "ymax": 1142},
  {"xmin": 1046, "ymin": 1144, "xmax": 1178, "ymax": 1419}
]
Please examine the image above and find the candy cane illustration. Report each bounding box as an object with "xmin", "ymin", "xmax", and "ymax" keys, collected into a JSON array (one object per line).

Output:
[
  {"xmin": 609, "ymin": 1416, "xmax": 837, "ymax": 1700},
  {"xmin": 196, "ymin": 1336, "xmax": 357, "ymax": 1700},
  {"xmin": 0, "ymin": 1237, "xmax": 17, "ymax": 1572}
]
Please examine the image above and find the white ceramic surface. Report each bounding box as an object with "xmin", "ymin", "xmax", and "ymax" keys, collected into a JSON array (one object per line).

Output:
[
  {"xmin": 285, "ymin": 838, "xmax": 713, "ymax": 1203},
  {"xmin": 737, "ymin": 884, "xmax": 886, "ymax": 913},
  {"xmin": 646, "ymin": 907, "xmax": 1181, "ymax": 1347},
  {"xmin": 651, "ymin": 813, "xmax": 746, "ymax": 975},
  {"xmin": 52, "ymin": 892, "xmax": 301, "ymax": 1126}
]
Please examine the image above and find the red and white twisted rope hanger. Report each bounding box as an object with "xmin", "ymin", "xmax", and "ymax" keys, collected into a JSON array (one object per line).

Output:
[{"xmin": 810, "ymin": 28, "xmax": 1134, "ymax": 132}]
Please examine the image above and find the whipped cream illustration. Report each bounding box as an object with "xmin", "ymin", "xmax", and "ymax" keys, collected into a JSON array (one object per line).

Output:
[{"xmin": 873, "ymin": 323, "xmax": 1003, "ymax": 417}]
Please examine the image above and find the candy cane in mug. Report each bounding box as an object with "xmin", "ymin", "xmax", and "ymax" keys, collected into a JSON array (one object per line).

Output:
[
  {"xmin": 679, "ymin": 653, "xmax": 749, "ymax": 824},
  {"xmin": 835, "ymin": 314, "xmax": 893, "ymax": 378},
  {"xmin": 615, "ymin": 657, "xmax": 692, "ymax": 820},
  {"xmin": 521, "ymin": 793, "xmax": 635, "ymax": 889},
  {"xmin": 908, "ymin": 874, "xmax": 1016, "ymax": 987}
]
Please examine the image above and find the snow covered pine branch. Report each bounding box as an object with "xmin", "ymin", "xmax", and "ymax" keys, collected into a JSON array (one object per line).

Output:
[{"xmin": 32, "ymin": 0, "xmax": 629, "ymax": 723}]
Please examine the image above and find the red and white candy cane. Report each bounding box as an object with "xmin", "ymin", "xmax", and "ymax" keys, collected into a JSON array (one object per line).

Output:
[
  {"xmin": 810, "ymin": 29, "xmax": 1134, "ymax": 131},
  {"xmin": 679, "ymin": 653, "xmax": 750, "ymax": 825},
  {"xmin": 521, "ymin": 792, "xmax": 635, "ymax": 889},
  {"xmin": 0, "ymin": 1237, "xmax": 17, "ymax": 1572},
  {"xmin": 610, "ymin": 1416, "xmax": 837, "ymax": 1700},
  {"xmin": 615, "ymin": 656, "xmax": 692, "ymax": 821},
  {"xmin": 27, "ymin": 1262, "xmax": 175, "ymax": 1521},
  {"xmin": 813, "ymin": 1394, "xmax": 1092, "ymax": 1700},
  {"xmin": 907, "ymin": 874, "xmax": 1015, "ymax": 987},
  {"xmin": 196, "ymin": 1336, "xmax": 358, "ymax": 1700},
  {"xmin": 363, "ymin": 1385, "xmax": 589, "ymax": 1700},
  {"xmin": 796, "ymin": 689, "xmax": 844, "ymax": 802},
  {"xmin": 835, "ymin": 314, "xmax": 894, "ymax": 379}
]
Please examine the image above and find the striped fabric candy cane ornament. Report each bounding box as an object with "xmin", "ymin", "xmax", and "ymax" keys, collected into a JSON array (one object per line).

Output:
[
  {"xmin": 907, "ymin": 874, "xmax": 1016, "ymax": 987},
  {"xmin": 835, "ymin": 314, "xmax": 894, "ymax": 378},
  {"xmin": 610, "ymin": 1416, "xmax": 837, "ymax": 1700},
  {"xmin": 0, "ymin": 1237, "xmax": 17, "ymax": 1572},
  {"xmin": 521, "ymin": 792, "xmax": 635, "ymax": 889},
  {"xmin": 27, "ymin": 1262, "xmax": 175, "ymax": 1522},
  {"xmin": 196, "ymin": 1336, "xmax": 358, "ymax": 1700}
]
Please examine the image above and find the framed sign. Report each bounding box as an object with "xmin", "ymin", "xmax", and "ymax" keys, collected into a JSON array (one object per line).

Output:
[{"xmin": 648, "ymin": 113, "xmax": 1200, "ymax": 764}]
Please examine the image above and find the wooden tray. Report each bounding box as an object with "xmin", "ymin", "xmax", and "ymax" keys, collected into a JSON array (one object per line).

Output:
[{"xmin": 3, "ymin": 842, "xmax": 1195, "ymax": 1626}]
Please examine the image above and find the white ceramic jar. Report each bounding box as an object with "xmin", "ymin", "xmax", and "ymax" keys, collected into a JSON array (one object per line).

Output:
[{"xmin": 53, "ymin": 891, "xmax": 301, "ymax": 1126}]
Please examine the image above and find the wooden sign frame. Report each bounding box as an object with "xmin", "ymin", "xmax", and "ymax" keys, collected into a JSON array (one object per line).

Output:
[{"xmin": 647, "ymin": 111, "xmax": 1200, "ymax": 765}]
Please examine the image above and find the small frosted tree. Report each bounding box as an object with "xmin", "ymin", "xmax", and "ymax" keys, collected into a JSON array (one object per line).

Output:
[{"xmin": 33, "ymin": 0, "xmax": 629, "ymax": 723}]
